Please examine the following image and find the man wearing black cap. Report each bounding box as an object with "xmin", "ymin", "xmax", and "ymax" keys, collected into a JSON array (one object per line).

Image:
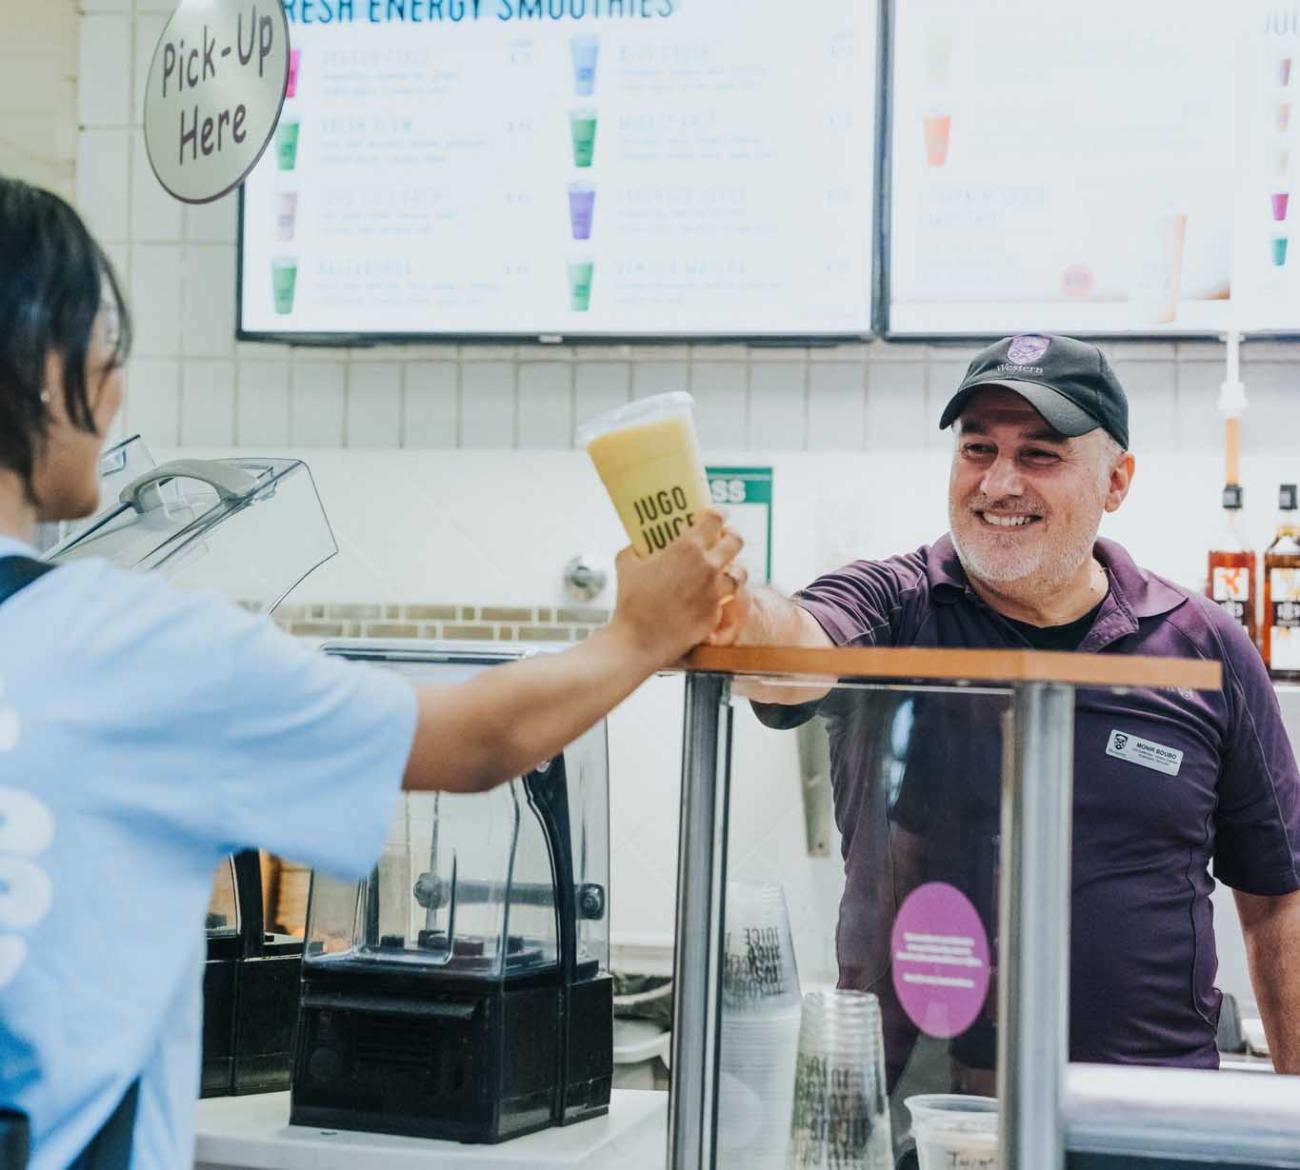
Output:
[{"xmin": 717, "ymin": 334, "xmax": 1300, "ymax": 1086}]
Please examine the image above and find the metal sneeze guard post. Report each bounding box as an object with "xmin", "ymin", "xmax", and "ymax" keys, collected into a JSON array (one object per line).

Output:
[
  {"xmin": 999, "ymin": 681, "xmax": 1076, "ymax": 1170},
  {"xmin": 667, "ymin": 673, "xmax": 733, "ymax": 1170}
]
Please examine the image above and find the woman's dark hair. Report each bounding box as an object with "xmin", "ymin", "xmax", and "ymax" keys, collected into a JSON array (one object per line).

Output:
[{"xmin": 0, "ymin": 177, "xmax": 132, "ymax": 501}]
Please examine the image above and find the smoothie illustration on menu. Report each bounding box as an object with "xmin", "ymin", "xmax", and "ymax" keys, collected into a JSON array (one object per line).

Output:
[
  {"xmin": 923, "ymin": 113, "xmax": 951, "ymax": 166},
  {"xmin": 570, "ymin": 109, "xmax": 598, "ymax": 168},
  {"xmin": 568, "ymin": 182, "xmax": 596, "ymax": 240},
  {"xmin": 274, "ymin": 191, "xmax": 298, "ymax": 242},
  {"xmin": 568, "ymin": 259, "xmax": 594, "ymax": 311},
  {"xmin": 578, "ymin": 392, "xmax": 713, "ymax": 560},
  {"xmin": 272, "ymin": 257, "xmax": 298, "ymax": 316},
  {"xmin": 571, "ymin": 35, "xmax": 599, "ymax": 96},
  {"xmin": 1128, "ymin": 211, "xmax": 1187, "ymax": 325},
  {"xmin": 276, "ymin": 115, "xmax": 301, "ymax": 171},
  {"xmin": 1280, "ymin": 102, "xmax": 1292, "ymax": 133},
  {"xmin": 287, "ymin": 49, "xmax": 301, "ymax": 99},
  {"xmin": 1273, "ymin": 194, "xmax": 1290, "ymax": 266},
  {"xmin": 1281, "ymin": 56, "xmax": 1293, "ymax": 88}
]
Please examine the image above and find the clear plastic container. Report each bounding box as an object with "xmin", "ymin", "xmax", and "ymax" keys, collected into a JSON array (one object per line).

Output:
[
  {"xmin": 913, "ymin": 1111, "xmax": 998, "ymax": 1170},
  {"xmin": 789, "ymin": 990, "xmax": 893, "ymax": 1169},
  {"xmin": 722, "ymin": 881, "xmax": 801, "ymax": 1015},
  {"xmin": 905, "ymin": 1095, "xmax": 999, "ymax": 1170},
  {"xmin": 49, "ymin": 456, "xmax": 336, "ymax": 615}
]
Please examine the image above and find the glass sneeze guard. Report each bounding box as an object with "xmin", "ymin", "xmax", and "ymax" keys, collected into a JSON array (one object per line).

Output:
[{"xmin": 659, "ymin": 645, "xmax": 1223, "ymax": 1170}]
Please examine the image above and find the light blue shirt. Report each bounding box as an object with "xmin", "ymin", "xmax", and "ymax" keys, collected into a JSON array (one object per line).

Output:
[{"xmin": 0, "ymin": 535, "xmax": 418, "ymax": 1169}]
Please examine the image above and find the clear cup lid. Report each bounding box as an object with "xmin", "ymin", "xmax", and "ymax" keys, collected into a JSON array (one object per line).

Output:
[
  {"xmin": 576, "ymin": 391, "xmax": 696, "ymax": 446},
  {"xmin": 905, "ymin": 1094, "xmax": 998, "ymax": 1123},
  {"xmin": 915, "ymin": 1113, "xmax": 998, "ymax": 1140}
]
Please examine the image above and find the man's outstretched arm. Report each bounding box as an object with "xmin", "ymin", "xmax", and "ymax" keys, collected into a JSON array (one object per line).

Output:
[{"xmin": 708, "ymin": 585, "xmax": 836, "ymax": 703}]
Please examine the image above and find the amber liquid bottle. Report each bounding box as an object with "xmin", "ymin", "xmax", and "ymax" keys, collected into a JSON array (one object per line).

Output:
[
  {"xmin": 1263, "ymin": 483, "xmax": 1300, "ymax": 680},
  {"xmin": 1207, "ymin": 484, "xmax": 1258, "ymax": 645}
]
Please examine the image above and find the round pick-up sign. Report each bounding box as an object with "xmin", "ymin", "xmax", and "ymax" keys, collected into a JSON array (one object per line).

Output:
[{"xmin": 144, "ymin": 0, "xmax": 289, "ymax": 204}]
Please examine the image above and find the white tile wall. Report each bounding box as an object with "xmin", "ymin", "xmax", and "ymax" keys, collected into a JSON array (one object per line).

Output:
[
  {"xmin": 235, "ymin": 358, "xmax": 291, "ymax": 446},
  {"xmin": 574, "ymin": 361, "xmax": 631, "ymax": 424},
  {"xmin": 748, "ymin": 359, "xmax": 808, "ymax": 450},
  {"xmin": 122, "ymin": 357, "xmax": 180, "ymax": 443},
  {"xmin": 185, "ymin": 191, "xmax": 238, "ymax": 243},
  {"xmin": 77, "ymin": 14, "xmax": 131, "ymax": 128},
  {"xmin": 130, "ymin": 129, "xmax": 183, "ymax": 242},
  {"xmin": 182, "ymin": 246, "xmax": 238, "ymax": 358},
  {"xmin": 76, "ymin": 128, "xmax": 130, "ymax": 242},
  {"xmin": 128, "ymin": 243, "xmax": 183, "ymax": 356},
  {"xmin": 131, "ymin": 12, "xmax": 167, "ymax": 115},
  {"xmin": 864, "ymin": 362, "xmax": 929, "ymax": 451},
  {"xmin": 180, "ymin": 359, "xmax": 235, "ymax": 446},
  {"xmin": 460, "ymin": 361, "xmax": 517, "ymax": 447},
  {"xmin": 289, "ymin": 359, "xmax": 346, "ymax": 445},
  {"xmin": 517, "ymin": 362, "xmax": 575, "ymax": 450},
  {"xmin": 689, "ymin": 361, "xmax": 749, "ymax": 450},
  {"xmin": 345, "ymin": 362, "xmax": 403, "ymax": 449},
  {"xmin": 807, "ymin": 361, "xmax": 867, "ymax": 451},
  {"xmin": 632, "ymin": 359, "xmax": 689, "ymax": 401},
  {"xmin": 1113, "ymin": 359, "xmax": 1178, "ymax": 453},
  {"xmin": 401, "ymin": 361, "xmax": 459, "ymax": 449}
]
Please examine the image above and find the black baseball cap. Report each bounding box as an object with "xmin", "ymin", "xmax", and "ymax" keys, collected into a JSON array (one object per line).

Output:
[{"xmin": 938, "ymin": 334, "xmax": 1129, "ymax": 450}]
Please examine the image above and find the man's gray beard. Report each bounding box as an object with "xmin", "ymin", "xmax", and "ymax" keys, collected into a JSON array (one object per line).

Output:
[{"xmin": 950, "ymin": 518, "xmax": 1098, "ymax": 598}]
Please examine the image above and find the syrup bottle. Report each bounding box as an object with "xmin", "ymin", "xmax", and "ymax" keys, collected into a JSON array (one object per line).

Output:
[
  {"xmin": 1207, "ymin": 483, "xmax": 1258, "ymax": 645},
  {"xmin": 1263, "ymin": 483, "xmax": 1300, "ymax": 680}
]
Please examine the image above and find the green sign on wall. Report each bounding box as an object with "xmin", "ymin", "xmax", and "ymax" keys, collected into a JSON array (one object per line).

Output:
[{"xmin": 706, "ymin": 466, "xmax": 773, "ymax": 585}]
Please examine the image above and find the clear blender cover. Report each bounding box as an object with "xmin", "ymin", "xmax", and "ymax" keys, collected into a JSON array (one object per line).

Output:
[
  {"xmin": 48, "ymin": 456, "xmax": 337, "ymax": 615},
  {"xmin": 37, "ymin": 434, "xmax": 156, "ymax": 554},
  {"xmin": 304, "ymin": 646, "xmax": 611, "ymax": 981}
]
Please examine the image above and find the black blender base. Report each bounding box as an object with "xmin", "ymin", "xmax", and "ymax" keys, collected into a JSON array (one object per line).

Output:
[{"xmin": 290, "ymin": 974, "xmax": 612, "ymax": 1144}]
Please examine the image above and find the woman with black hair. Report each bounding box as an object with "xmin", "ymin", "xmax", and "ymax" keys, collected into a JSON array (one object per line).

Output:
[{"xmin": 0, "ymin": 178, "xmax": 744, "ymax": 1169}]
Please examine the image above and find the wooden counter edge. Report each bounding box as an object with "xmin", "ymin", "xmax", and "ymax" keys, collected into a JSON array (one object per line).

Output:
[{"xmin": 677, "ymin": 645, "xmax": 1223, "ymax": 691}]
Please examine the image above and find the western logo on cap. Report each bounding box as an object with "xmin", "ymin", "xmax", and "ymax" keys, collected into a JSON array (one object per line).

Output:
[{"xmin": 1007, "ymin": 335, "xmax": 1050, "ymax": 365}]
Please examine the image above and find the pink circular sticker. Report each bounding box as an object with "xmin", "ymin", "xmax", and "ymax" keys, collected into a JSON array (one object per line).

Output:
[{"xmin": 890, "ymin": 882, "xmax": 991, "ymax": 1040}]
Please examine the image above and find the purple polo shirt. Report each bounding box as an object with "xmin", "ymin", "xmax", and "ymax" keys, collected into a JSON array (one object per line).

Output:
[{"xmin": 757, "ymin": 535, "xmax": 1300, "ymax": 1073}]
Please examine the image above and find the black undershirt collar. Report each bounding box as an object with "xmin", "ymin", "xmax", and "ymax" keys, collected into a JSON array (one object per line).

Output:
[{"xmin": 1002, "ymin": 596, "xmax": 1107, "ymax": 652}]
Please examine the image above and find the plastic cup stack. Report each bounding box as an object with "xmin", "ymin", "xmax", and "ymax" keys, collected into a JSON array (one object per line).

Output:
[
  {"xmin": 905, "ymin": 1094, "xmax": 999, "ymax": 1170},
  {"xmin": 787, "ymin": 990, "xmax": 892, "ymax": 1170},
  {"xmin": 718, "ymin": 882, "xmax": 803, "ymax": 1169}
]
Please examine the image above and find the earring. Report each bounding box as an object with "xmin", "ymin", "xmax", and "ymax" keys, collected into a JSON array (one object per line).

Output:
[{"xmin": 39, "ymin": 390, "xmax": 51, "ymax": 404}]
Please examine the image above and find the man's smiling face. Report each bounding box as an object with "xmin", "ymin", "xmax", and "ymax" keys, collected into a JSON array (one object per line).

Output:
[{"xmin": 948, "ymin": 386, "xmax": 1120, "ymax": 592}]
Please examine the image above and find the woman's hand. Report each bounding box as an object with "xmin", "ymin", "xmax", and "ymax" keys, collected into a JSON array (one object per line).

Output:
[{"xmin": 607, "ymin": 509, "xmax": 744, "ymax": 668}]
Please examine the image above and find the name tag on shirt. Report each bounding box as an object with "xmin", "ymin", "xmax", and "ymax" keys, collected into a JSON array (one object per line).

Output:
[{"xmin": 1105, "ymin": 729, "xmax": 1183, "ymax": 777}]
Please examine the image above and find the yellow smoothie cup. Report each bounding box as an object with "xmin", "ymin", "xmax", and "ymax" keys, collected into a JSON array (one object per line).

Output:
[{"xmin": 578, "ymin": 391, "xmax": 713, "ymax": 559}]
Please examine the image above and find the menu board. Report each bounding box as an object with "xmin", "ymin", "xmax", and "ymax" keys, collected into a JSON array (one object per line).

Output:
[
  {"xmin": 889, "ymin": 0, "xmax": 1238, "ymax": 336},
  {"xmin": 238, "ymin": 1, "xmax": 877, "ymax": 340},
  {"xmin": 1235, "ymin": 3, "xmax": 1300, "ymax": 334},
  {"xmin": 888, "ymin": 0, "xmax": 1300, "ymax": 337}
]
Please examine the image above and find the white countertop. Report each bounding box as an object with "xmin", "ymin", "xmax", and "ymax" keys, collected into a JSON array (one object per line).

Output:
[{"xmin": 194, "ymin": 1091, "xmax": 667, "ymax": 1170}]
